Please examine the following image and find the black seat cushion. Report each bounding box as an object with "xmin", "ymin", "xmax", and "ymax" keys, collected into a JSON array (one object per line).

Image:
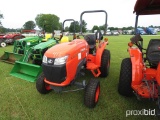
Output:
[
  {"xmin": 146, "ymin": 39, "xmax": 160, "ymax": 67},
  {"xmin": 84, "ymin": 34, "xmax": 96, "ymax": 49}
]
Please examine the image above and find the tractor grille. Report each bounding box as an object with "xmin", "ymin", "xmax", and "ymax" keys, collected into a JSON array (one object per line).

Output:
[{"xmin": 42, "ymin": 62, "xmax": 66, "ymax": 84}]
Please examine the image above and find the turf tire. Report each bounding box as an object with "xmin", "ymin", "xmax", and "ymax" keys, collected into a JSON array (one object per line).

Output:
[
  {"xmin": 84, "ymin": 79, "xmax": 100, "ymax": 108},
  {"xmin": 99, "ymin": 49, "xmax": 110, "ymax": 77},
  {"xmin": 36, "ymin": 72, "xmax": 51, "ymax": 94},
  {"xmin": 118, "ymin": 58, "xmax": 133, "ymax": 97}
]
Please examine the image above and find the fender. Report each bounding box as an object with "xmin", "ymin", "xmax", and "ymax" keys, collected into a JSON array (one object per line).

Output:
[
  {"xmin": 128, "ymin": 47, "xmax": 144, "ymax": 86},
  {"xmin": 156, "ymin": 63, "xmax": 160, "ymax": 85},
  {"xmin": 75, "ymin": 58, "xmax": 86, "ymax": 80},
  {"xmin": 95, "ymin": 41, "xmax": 108, "ymax": 66}
]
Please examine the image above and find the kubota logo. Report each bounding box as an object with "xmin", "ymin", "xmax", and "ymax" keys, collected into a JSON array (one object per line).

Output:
[{"xmin": 48, "ymin": 59, "xmax": 53, "ymax": 64}]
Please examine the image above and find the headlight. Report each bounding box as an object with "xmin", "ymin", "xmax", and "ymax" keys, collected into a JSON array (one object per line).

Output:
[
  {"xmin": 54, "ymin": 55, "xmax": 68, "ymax": 65},
  {"xmin": 42, "ymin": 55, "xmax": 47, "ymax": 63}
]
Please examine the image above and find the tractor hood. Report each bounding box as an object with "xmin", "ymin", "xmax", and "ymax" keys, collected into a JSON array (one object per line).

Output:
[
  {"xmin": 45, "ymin": 39, "xmax": 88, "ymax": 58},
  {"xmin": 134, "ymin": 0, "xmax": 160, "ymax": 15},
  {"xmin": 33, "ymin": 39, "xmax": 57, "ymax": 50},
  {"xmin": 18, "ymin": 36, "xmax": 40, "ymax": 42}
]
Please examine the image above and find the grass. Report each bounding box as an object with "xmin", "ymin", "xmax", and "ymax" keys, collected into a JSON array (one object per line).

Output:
[{"xmin": 0, "ymin": 35, "xmax": 160, "ymax": 120}]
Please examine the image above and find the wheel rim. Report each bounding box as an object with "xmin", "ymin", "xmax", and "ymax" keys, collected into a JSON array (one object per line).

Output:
[
  {"xmin": 45, "ymin": 84, "xmax": 51, "ymax": 90},
  {"xmin": 95, "ymin": 86, "xmax": 100, "ymax": 102},
  {"xmin": 1, "ymin": 42, "xmax": 6, "ymax": 47}
]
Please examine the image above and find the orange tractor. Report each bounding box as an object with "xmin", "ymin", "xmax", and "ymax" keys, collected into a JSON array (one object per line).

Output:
[
  {"xmin": 36, "ymin": 10, "xmax": 110, "ymax": 108},
  {"xmin": 118, "ymin": 0, "xmax": 160, "ymax": 111}
]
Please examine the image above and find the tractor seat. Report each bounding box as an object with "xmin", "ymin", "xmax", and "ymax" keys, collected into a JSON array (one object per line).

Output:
[
  {"xmin": 84, "ymin": 34, "xmax": 96, "ymax": 49},
  {"xmin": 42, "ymin": 33, "xmax": 52, "ymax": 42},
  {"xmin": 60, "ymin": 36, "xmax": 69, "ymax": 43},
  {"xmin": 146, "ymin": 39, "xmax": 160, "ymax": 67}
]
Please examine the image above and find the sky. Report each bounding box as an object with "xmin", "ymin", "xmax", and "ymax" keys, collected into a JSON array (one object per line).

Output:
[{"xmin": 0, "ymin": 0, "xmax": 160, "ymax": 30}]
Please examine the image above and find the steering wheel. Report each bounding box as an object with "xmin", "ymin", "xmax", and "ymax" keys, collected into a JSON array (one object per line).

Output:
[
  {"xmin": 54, "ymin": 37, "xmax": 60, "ymax": 41},
  {"xmin": 130, "ymin": 34, "xmax": 143, "ymax": 43},
  {"xmin": 130, "ymin": 34, "xmax": 144, "ymax": 51}
]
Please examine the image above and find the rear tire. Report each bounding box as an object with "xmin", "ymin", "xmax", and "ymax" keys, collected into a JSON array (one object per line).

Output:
[
  {"xmin": 118, "ymin": 58, "xmax": 133, "ymax": 97},
  {"xmin": 36, "ymin": 72, "xmax": 51, "ymax": 94},
  {"xmin": 99, "ymin": 49, "xmax": 110, "ymax": 77},
  {"xmin": 84, "ymin": 79, "xmax": 100, "ymax": 108},
  {"xmin": 0, "ymin": 42, "xmax": 7, "ymax": 47}
]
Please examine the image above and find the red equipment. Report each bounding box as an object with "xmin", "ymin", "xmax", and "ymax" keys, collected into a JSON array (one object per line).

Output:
[
  {"xmin": 36, "ymin": 10, "xmax": 110, "ymax": 108},
  {"xmin": 0, "ymin": 33, "xmax": 25, "ymax": 47},
  {"xmin": 118, "ymin": 0, "xmax": 160, "ymax": 112}
]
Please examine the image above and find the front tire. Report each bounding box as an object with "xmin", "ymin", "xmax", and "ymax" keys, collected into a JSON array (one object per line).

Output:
[
  {"xmin": 84, "ymin": 79, "xmax": 100, "ymax": 108},
  {"xmin": 99, "ymin": 49, "xmax": 110, "ymax": 77},
  {"xmin": 36, "ymin": 72, "xmax": 51, "ymax": 94},
  {"xmin": 0, "ymin": 42, "xmax": 7, "ymax": 47},
  {"xmin": 118, "ymin": 58, "xmax": 133, "ymax": 97}
]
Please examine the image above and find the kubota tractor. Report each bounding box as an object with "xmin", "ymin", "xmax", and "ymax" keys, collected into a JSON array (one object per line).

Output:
[
  {"xmin": 36, "ymin": 10, "xmax": 110, "ymax": 108},
  {"xmin": 9, "ymin": 19, "xmax": 76, "ymax": 82},
  {"xmin": 118, "ymin": 0, "xmax": 160, "ymax": 112}
]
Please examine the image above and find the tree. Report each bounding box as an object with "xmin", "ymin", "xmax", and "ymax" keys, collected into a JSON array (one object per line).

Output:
[
  {"xmin": 59, "ymin": 22, "xmax": 62, "ymax": 31},
  {"xmin": 64, "ymin": 26, "xmax": 69, "ymax": 32},
  {"xmin": 82, "ymin": 20, "xmax": 87, "ymax": 32},
  {"xmin": 0, "ymin": 26, "xmax": 5, "ymax": 33},
  {"xmin": 0, "ymin": 13, "xmax": 3, "ymax": 25},
  {"xmin": 35, "ymin": 14, "xmax": 60, "ymax": 32},
  {"xmin": 92, "ymin": 25, "xmax": 99, "ymax": 33},
  {"xmin": 69, "ymin": 21, "xmax": 80, "ymax": 33},
  {"xmin": 149, "ymin": 25, "xmax": 154, "ymax": 27},
  {"xmin": 108, "ymin": 27, "xmax": 115, "ymax": 31},
  {"xmin": 99, "ymin": 25, "xmax": 105, "ymax": 31},
  {"xmin": 23, "ymin": 21, "xmax": 36, "ymax": 30}
]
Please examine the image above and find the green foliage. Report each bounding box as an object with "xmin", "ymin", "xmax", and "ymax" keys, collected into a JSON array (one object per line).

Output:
[
  {"xmin": 35, "ymin": 14, "xmax": 60, "ymax": 32},
  {"xmin": 92, "ymin": 25, "xmax": 99, "ymax": 32},
  {"xmin": 82, "ymin": 20, "xmax": 87, "ymax": 32},
  {"xmin": 69, "ymin": 21, "xmax": 79, "ymax": 33},
  {"xmin": 59, "ymin": 22, "xmax": 62, "ymax": 31},
  {"xmin": 0, "ymin": 13, "xmax": 3, "ymax": 25},
  {"xmin": 23, "ymin": 21, "xmax": 36, "ymax": 30},
  {"xmin": 122, "ymin": 26, "xmax": 134, "ymax": 30},
  {"xmin": 69, "ymin": 20, "xmax": 87, "ymax": 33},
  {"xmin": 64, "ymin": 26, "xmax": 69, "ymax": 32},
  {"xmin": 91, "ymin": 24, "xmax": 107, "ymax": 33},
  {"xmin": 99, "ymin": 25, "xmax": 105, "ymax": 31},
  {"xmin": 0, "ymin": 26, "xmax": 5, "ymax": 33},
  {"xmin": 108, "ymin": 27, "xmax": 119, "ymax": 31}
]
